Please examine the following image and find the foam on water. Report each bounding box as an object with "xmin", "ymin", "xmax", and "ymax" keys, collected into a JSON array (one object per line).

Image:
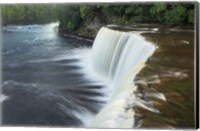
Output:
[
  {"xmin": 3, "ymin": 22, "xmax": 59, "ymax": 33},
  {"xmin": 1, "ymin": 94, "xmax": 10, "ymax": 103}
]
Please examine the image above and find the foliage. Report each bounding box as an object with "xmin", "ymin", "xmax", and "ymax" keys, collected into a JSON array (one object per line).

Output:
[
  {"xmin": 164, "ymin": 5, "xmax": 187, "ymax": 25},
  {"xmin": 187, "ymin": 9, "xmax": 194, "ymax": 24},
  {"xmin": 56, "ymin": 5, "xmax": 82, "ymax": 31},
  {"xmin": 1, "ymin": 4, "xmax": 57, "ymax": 25},
  {"xmin": 79, "ymin": 5, "xmax": 93, "ymax": 18},
  {"xmin": 150, "ymin": 3, "xmax": 167, "ymax": 23},
  {"xmin": 1, "ymin": 3, "xmax": 195, "ymax": 30}
]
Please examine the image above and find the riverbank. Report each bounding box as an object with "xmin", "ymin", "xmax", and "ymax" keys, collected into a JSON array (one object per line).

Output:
[
  {"xmin": 58, "ymin": 21, "xmax": 104, "ymax": 41},
  {"xmin": 58, "ymin": 23, "xmax": 194, "ymax": 42},
  {"xmin": 58, "ymin": 28, "xmax": 96, "ymax": 42}
]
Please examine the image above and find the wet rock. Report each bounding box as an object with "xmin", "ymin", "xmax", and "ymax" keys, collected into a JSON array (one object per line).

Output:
[
  {"xmin": 160, "ymin": 70, "xmax": 188, "ymax": 79},
  {"xmin": 134, "ymin": 114, "xmax": 143, "ymax": 128},
  {"xmin": 136, "ymin": 100, "xmax": 160, "ymax": 114},
  {"xmin": 146, "ymin": 92, "xmax": 167, "ymax": 101},
  {"xmin": 180, "ymin": 40, "xmax": 190, "ymax": 44},
  {"xmin": 150, "ymin": 101, "xmax": 162, "ymax": 106},
  {"xmin": 147, "ymin": 75, "xmax": 161, "ymax": 86},
  {"xmin": 135, "ymin": 80, "xmax": 148, "ymax": 87}
]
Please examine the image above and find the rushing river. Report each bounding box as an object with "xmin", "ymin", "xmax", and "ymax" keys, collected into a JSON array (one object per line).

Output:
[
  {"xmin": 1, "ymin": 23, "xmax": 195, "ymax": 128},
  {"xmin": 1, "ymin": 23, "xmax": 109, "ymax": 126}
]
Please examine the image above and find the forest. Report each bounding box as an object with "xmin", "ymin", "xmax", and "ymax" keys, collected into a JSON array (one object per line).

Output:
[{"xmin": 1, "ymin": 3, "xmax": 195, "ymax": 31}]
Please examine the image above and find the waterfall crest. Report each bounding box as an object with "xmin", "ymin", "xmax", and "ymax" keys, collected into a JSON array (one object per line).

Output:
[{"xmin": 90, "ymin": 27, "xmax": 156, "ymax": 128}]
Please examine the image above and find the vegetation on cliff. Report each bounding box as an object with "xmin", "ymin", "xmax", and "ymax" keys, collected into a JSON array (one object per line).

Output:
[{"xmin": 1, "ymin": 3, "xmax": 195, "ymax": 33}]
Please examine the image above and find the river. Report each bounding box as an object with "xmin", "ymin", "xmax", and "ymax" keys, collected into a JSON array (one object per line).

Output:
[
  {"xmin": 1, "ymin": 23, "xmax": 195, "ymax": 128},
  {"xmin": 1, "ymin": 23, "xmax": 108, "ymax": 126}
]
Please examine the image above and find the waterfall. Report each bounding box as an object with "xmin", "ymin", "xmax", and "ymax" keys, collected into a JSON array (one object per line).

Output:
[{"xmin": 90, "ymin": 27, "xmax": 156, "ymax": 128}]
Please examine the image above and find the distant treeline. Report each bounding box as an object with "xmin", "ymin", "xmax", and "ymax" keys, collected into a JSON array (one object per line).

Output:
[
  {"xmin": 1, "ymin": 3, "xmax": 195, "ymax": 29},
  {"xmin": 1, "ymin": 4, "xmax": 57, "ymax": 25}
]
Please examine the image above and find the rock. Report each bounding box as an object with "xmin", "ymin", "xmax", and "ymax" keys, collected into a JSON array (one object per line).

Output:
[
  {"xmin": 146, "ymin": 92, "xmax": 167, "ymax": 101},
  {"xmin": 147, "ymin": 75, "xmax": 161, "ymax": 85},
  {"xmin": 135, "ymin": 80, "xmax": 148, "ymax": 87},
  {"xmin": 180, "ymin": 40, "xmax": 190, "ymax": 44},
  {"xmin": 160, "ymin": 70, "xmax": 188, "ymax": 79}
]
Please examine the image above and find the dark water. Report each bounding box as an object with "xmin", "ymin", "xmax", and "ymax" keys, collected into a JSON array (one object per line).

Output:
[
  {"xmin": 1, "ymin": 23, "xmax": 105, "ymax": 126},
  {"xmin": 136, "ymin": 28, "xmax": 195, "ymax": 128}
]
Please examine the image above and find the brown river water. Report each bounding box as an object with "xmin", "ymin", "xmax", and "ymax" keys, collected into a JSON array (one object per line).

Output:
[{"xmin": 134, "ymin": 26, "xmax": 195, "ymax": 128}]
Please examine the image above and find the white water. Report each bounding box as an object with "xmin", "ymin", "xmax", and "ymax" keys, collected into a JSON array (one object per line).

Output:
[
  {"xmin": 3, "ymin": 22, "xmax": 59, "ymax": 33},
  {"xmin": 1, "ymin": 94, "xmax": 9, "ymax": 103},
  {"xmin": 2, "ymin": 23, "xmax": 158, "ymax": 127},
  {"xmin": 90, "ymin": 27, "xmax": 156, "ymax": 128}
]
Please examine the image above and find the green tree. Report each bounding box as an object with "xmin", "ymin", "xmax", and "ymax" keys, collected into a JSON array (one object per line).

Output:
[
  {"xmin": 164, "ymin": 4, "xmax": 187, "ymax": 25},
  {"xmin": 187, "ymin": 9, "xmax": 194, "ymax": 24},
  {"xmin": 150, "ymin": 3, "xmax": 167, "ymax": 23}
]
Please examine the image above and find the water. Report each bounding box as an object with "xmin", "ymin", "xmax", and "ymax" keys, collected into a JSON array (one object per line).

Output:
[
  {"xmin": 138, "ymin": 30, "xmax": 195, "ymax": 128},
  {"xmin": 1, "ymin": 23, "xmax": 163, "ymax": 128},
  {"xmin": 1, "ymin": 23, "xmax": 109, "ymax": 126},
  {"xmin": 90, "ymin": 27, "xmax": 156, "ymax": 128}
]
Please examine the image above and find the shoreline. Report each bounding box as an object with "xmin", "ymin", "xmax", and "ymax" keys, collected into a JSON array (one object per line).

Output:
[
  {"xmin": 58, "ymin": 29, "xmax": 94, "ymax": 43},
  {"xmin": 57, "ymin": 23, "xmax": 194, "ymax": 44}
]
